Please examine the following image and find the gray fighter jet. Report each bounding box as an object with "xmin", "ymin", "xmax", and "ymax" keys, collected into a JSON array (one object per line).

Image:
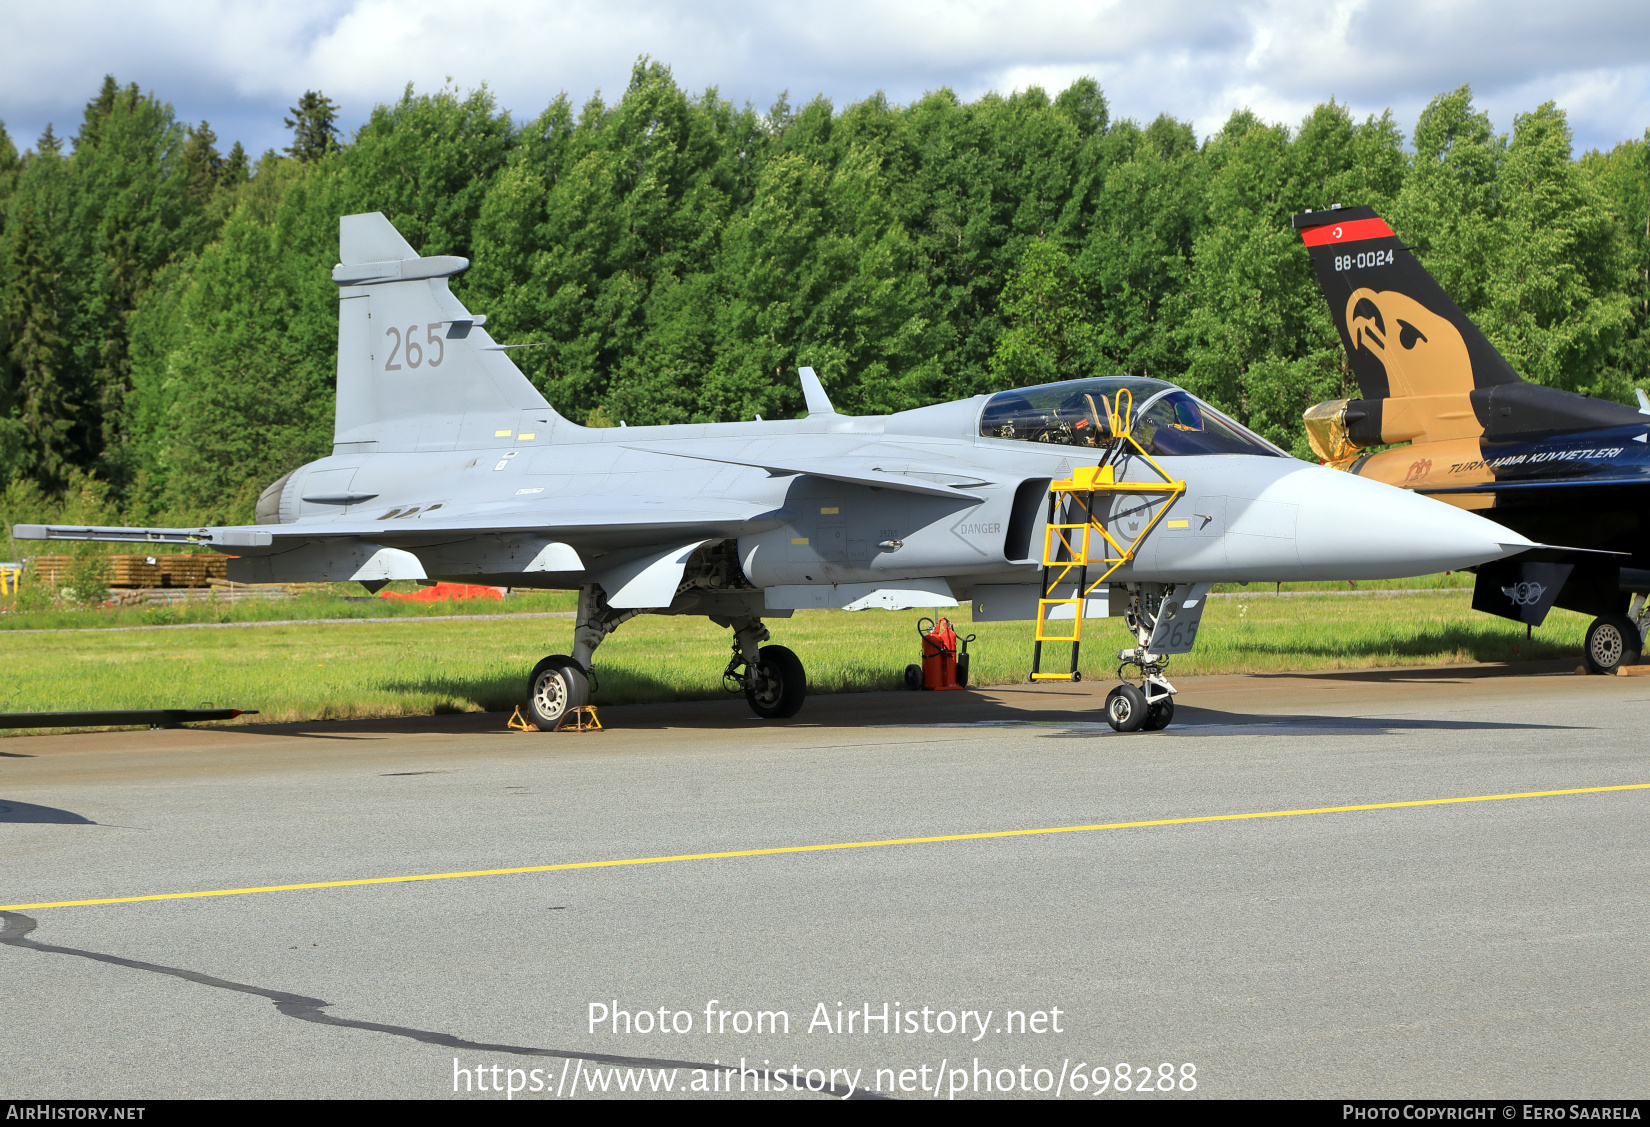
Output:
[{"xmin": 16, "ymin": 213, "xmax": 1536, "ymax": 730}]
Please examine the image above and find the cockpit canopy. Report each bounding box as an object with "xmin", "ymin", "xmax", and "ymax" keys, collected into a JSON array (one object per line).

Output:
[{"xmin": 978, "ymin": 377, "xmax": 1285, "ymax": 458}]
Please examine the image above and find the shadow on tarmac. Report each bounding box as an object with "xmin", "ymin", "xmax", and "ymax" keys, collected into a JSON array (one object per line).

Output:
[
  {"xmin": 204, "ymin": 674, "xmax": 1580, "ymax": 742},
  {"xmin": 1250, "ymin": 659, "xmax": 1578, "ymax": 684},
  {"xmin": 0, "ymin": 911, "xmax": 887, "ymax": 1099},
  {"xmin": 0, "ymin": 799, "xmax": 96, "ymax": 824}
]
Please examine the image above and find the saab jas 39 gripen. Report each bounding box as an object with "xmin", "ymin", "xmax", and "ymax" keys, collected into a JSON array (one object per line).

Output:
[{"xmin": 16, "ymin": 213, "xmax": 1538, "ymax": 730}]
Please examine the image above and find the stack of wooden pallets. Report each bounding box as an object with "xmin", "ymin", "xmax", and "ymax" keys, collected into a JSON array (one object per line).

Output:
[
  {"xmin": 105, "ymin": 583, "xmax": 294, "ymax": 606},
  {"xmin": 27, "ymin": 553, "xmax": 230, "ymax": 588}
]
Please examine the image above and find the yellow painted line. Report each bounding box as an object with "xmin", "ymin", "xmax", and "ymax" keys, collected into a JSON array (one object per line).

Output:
[{"xmin": 6, "ymin": 783, "xmax": 1647, "ymax": 912}]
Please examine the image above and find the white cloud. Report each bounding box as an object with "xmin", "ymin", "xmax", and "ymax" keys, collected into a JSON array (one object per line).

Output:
[{"xmin": 1, "ymin": 0, "xmax": 1645, "ymax": 157}]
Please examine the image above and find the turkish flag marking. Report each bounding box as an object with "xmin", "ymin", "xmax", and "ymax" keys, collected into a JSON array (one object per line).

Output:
[{"xmin": 1300, "ymin": 217, "xmax": 1396, "ymax": 246}]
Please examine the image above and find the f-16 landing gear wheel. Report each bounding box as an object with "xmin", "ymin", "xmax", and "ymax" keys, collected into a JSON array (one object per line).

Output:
[
  {"xmin": 1584, "ymin": 614, "xmax": 1642, "ymax": 675},
  {"xmin": 1104, "ymin": 683, "xmax": 1147, "ymax": 732},
  {"xmin": 746, "ymin": 644, "xmax": 807, "ymax": 719},
  {"xmin": 527, "ymin": 655, "xmax": 589, "ymax": 728},
  {"xmin": 1142, "ymin": 695, "xmax": 1174, "ymax": 731}
]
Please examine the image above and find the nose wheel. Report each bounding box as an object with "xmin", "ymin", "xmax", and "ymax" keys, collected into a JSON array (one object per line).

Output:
[
  {"xmin": 1104, "ymin": 679, "xmax": 1175, "ymax": 732},
  {"xmin": 1143, "ymin": 694, "xmax": 1174, "ymax": 731},
  {"xmin": 1105, "ymin": 649, "xmax": 1177, "ymax": 733},
  {"xmin": 1104, "ymin": 683, "xmax": 1147, "ymax": 731}
]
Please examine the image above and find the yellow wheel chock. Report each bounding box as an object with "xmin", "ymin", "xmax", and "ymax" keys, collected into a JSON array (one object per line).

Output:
[
  {"xmin": 508, "ymin": 703, "xmax": 604, "ymax": 732},
  {"xmin": 554, "ymin": 706, "xmax": 602, "ymax": 733}
]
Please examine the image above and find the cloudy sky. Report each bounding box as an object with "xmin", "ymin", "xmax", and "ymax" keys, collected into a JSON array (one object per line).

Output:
[{"xmin": 3, "ymin": 0, "xmax": 1648, "ymax": 158}]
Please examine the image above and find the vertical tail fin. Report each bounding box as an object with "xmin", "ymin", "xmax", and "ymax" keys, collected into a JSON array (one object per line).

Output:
[
  {"xmin": 1293, "ymin": 206, "xmax": 1519, "ymax": 451},
  {"xmin": 333, "ymin": 212, "xmax": 553, "ymax": 448},
  {"xmin": 1294, "ymin": 207, "xmax": 1641, "ymax": 454},
  {"xmin": 1294, "ymin": 206, "xmax": 1523, "ymax": 400}
]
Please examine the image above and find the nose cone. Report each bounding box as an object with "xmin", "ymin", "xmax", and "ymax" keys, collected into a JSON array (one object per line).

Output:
[{"xmin": 1294, "ymin": 465, "xmax": 1532, "ymax": 580}]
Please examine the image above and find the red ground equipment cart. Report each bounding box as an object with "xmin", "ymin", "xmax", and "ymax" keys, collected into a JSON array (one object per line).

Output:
[{"xmin": 904, "ymin": 616, "xmax": 976, "ymax": 691}]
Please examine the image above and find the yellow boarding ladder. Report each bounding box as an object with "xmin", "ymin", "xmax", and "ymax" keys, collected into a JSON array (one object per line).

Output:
[{"xmin": 1031, "ymin": 392, "xmax": 1186, "ymax": 682}]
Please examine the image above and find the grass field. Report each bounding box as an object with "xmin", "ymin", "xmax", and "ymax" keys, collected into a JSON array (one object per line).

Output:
[
  {"xmin": 0, "ymin": 585, "xmax": 580, "ymax": 629},
  {"xmin": 0, "ymin": 585, "xmax": 1589, "ymax": 733}
]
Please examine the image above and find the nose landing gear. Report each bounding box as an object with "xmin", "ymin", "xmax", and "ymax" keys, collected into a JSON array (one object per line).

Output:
[
  {"xmin": 1105, "ymin": 649, "xmax": 1177, "ymax": 732},
  {"xmin": 1099, "ymin": 582, "xmax": 1202, "ymax": 732}
]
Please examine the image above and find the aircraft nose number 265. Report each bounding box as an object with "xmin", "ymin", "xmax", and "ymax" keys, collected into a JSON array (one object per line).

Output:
[{"xmin": 385, "ymin": 324, "xmax": 448, "ymax": 371}]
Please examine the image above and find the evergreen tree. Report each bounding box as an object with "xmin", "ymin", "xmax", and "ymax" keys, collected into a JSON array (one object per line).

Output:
[
  {"xmin": 182, "ymin": 121, "xmax": 223, "ymax": 203},
  {"xmin": 66, "ymin": 80, "xmax": 197, "ymax": 483},
  {"xmin": 6, "ymin": 196, "xmax": 76, "ymax": 487},
  {"xmin": 283, "ymin": 91, "xmax": 341, "ymax": 162},
  {"xmin": 222, "ymin": 140, "xmax": 250, "ymax": 186},
  {"xmin": 128, "ymin": 157, "xmax": 335, "ymax": 521},
  {"xmin": 77, "ymin": 75, "xmax": 120, "ymax": 149},
  {"xmin": 0, "ymin": 121, "xmax": 20, "ymax": 212},
  {"xmin": 0, "ymin": 77, "xmax": 203, "ymax": 492}
]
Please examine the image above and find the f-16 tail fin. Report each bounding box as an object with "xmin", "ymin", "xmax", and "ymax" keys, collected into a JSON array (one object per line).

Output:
[
  {"xmin": 332, "ymin": 213, "xmax": 553, "ymax": 447},
  {"xmin": 1293, "ymin": 206, "xmax": 1639, "ymax": 461}
]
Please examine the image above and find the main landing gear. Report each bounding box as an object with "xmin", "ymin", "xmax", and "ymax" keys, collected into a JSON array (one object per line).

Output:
[
  {"xmin": 524, "ymin": 584, "xmax": 640, "ymax": 729},
  {"xmin": 721, "ymin": 617, "xmax": 807, "ymax": 719},
  {"xmin": 1104, "ymin": 583, "xmax": 1178, "ymax": 733},
  {"xmin": 527, "ymin": 654, "xmax": 590, "ymax": 728},
  {"xmin": 1583, "ymin": 606, "xmax": 1647, "ymax": 675},
  {"xmin": 523, "ymin": 589, "xmax": 808, "ymax": 728}
]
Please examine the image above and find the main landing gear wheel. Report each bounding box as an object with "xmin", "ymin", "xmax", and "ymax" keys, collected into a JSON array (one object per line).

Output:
[
  {"xmin": 1584, "ymin": 614, "xmax": 1642, "ymax": 675},
  {"xmin": 1104, "ymin": 683, "xmax": 1147, "ymax": 732},
  {"xmin": 1142, "ymin": 695, "xmax": 1174, "ymax": 731},
  {"xmin": 746, "ymin": 644, "xmax": 807, "ymax": 719},
  {"xmin": 527, "ymin": 654, "xmax": 589, "ymax": 728}
]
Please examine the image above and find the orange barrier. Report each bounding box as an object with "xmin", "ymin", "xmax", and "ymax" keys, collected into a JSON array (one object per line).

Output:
[{"xmin": 379, "ymin": 582, "xmax": 505, "ymax": 603}]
